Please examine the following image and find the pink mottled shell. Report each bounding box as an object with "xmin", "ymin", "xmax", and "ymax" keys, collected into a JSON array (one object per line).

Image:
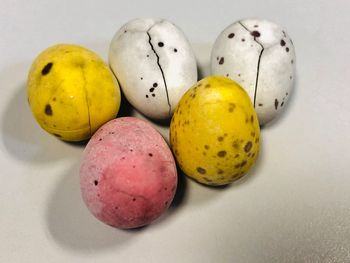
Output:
[{"xmin": 80, "ymin": 117, "xmax": 177, "ymax": 229}]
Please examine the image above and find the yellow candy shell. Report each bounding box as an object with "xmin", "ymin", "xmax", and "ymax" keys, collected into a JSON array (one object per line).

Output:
[
  {"xmin": 170, "ymin": 76, "xmax": 260, "ymax": 186},
  {"xmin": 27, "ymin": 44, "xmax": 121, "ymax": 141}
]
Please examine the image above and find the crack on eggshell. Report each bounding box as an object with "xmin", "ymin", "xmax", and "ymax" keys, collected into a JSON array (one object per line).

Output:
[
  {"xmin": 146, "ymin": 30, "xmax": 171, "ymax": 117},
  {"xmin": 238, "ymin": 21, "xmax": 265, "ymax": 108},
  {"xmin": 79, "ymin": 65, "xmax": 92, "ymax": 137}
]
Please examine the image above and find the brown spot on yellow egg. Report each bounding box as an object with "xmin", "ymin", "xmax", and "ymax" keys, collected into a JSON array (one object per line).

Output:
[
  {"xmin": 41, "ymin": 62, "xmax": 53, "ymax": 75},
  {"xmin": 244, "ymin": 141, "xmax": 253, "ymax": 152},
  {"xmin": 217, "ymin": 151, "xmax": 227, "ymax": 157},
  {"xmin": 169, "ymin": 76, "xmax": 260, "ymax": 186},
  {"xmin": 197, "ymin": 167, "xmax": 206, "ymax": 174},
  {"xmin": 45, "ymin": 104, "xmax": 53, "ymax": 115}
]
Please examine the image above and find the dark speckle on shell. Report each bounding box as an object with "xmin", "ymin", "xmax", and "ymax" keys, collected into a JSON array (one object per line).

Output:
[{"xmin": 197, "ymin": 167, "xmax": 206, "ymax": 174}]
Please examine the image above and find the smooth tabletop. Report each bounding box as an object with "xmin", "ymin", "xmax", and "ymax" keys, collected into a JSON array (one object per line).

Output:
[{"xmin": 1, "ymin": 0, "xmax": 350, "ymax": 262}]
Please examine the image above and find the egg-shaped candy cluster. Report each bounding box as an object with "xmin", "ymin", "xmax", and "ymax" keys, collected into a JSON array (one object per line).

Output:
[{"xmin": 26, "ymin": 17, "xmax": 296, "ymax": 230}]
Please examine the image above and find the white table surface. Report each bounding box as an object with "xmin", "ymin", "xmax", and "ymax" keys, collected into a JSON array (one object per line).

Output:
[{"xmin": 1, "ymin": 0, "xmax": 350, "ymax": 262}]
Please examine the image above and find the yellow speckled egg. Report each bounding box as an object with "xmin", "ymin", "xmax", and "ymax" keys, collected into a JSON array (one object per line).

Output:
[
  {"xmin": 170, "ymin": 76, "xmax": 260, "ymax": 186},
  {"xmin": 27, "ymin": 44, "xmax": 121, "ymax": 141}
]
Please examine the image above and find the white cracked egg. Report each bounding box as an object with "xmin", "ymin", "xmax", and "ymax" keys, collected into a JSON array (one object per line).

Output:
[
  {"xmin": 211, "ymin": 18, "xmax": 296, "ymax": 125},
  {"xmin": 109, "ymin": 18, "xmax": 197, "ymax": 120}
]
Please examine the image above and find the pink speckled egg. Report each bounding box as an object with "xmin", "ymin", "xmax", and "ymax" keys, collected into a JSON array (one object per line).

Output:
[{"xmin": 80, "ymin": 117, "xmax": 177, "ymax": 229}]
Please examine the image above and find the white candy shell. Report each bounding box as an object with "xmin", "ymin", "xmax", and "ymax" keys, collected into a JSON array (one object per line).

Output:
[
  {"xmin": 109, "ymin": 18, "xmax": 197, "ymax": 120},
  {"xmin": 211, "ymin": 18, "xmax": 296, "ymax": 125}
]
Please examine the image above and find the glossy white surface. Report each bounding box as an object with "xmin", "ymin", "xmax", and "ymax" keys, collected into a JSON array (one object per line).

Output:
[
  {"xmin": 109, "ymin": 18, "xmax": 197, "ymax": 119},
  {"xmin": 211, "ymin": 18, "xmax": 296, "ymax": 125},
  {"xmin": 1, "ymin": 0, "xmax": 350, "ymax": 262}
]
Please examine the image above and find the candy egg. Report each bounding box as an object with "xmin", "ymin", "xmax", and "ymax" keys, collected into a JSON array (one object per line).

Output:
[
  {"xmin": 80, "ymin": 117, "xmax": 177, "ymax": 229},
  {"xmin": 170, "ymin": 76, "xmax": 260, "ymax": 186},
  {"xmin": 27, "ymin": 44, "xmax": 121, "ymax": 141},
  {"xmin": 109, "ymin": 18, "xmax": 197, "ymax": 120},
  {"xmin": 211, "ymin": 18, "xmax": 296, "ymax": 125}
]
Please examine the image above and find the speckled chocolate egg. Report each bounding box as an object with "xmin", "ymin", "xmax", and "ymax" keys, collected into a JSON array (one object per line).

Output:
[
  {"xmin": 170, "ymin": 76, "xmax": 260, "ymax": 186},
  {"xmin": 109, "ymin": 18, "xmax": 197, "ymax": 120},
  {"xmin": 27, "ymin": 44, "xmax": 121, "ymax": 141},
  {"xmin": 80, "ymin": 117, "xmax": 177, "ymax": 229},
  {"xmin": 211, "ymin": 18, "xmax": 296, "ymax": 125}
]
